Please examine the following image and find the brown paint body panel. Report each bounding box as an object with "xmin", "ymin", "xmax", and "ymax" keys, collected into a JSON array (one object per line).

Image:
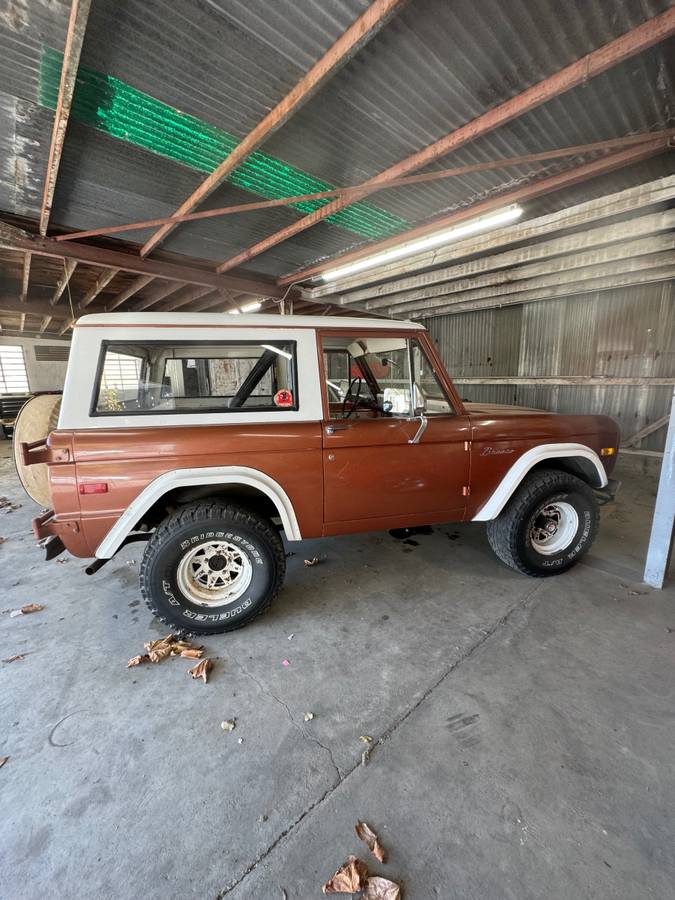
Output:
[
  {"xmin": 43, "ymin": 423, "xmax": 324, "ymax": 556},
  {"xmin": 322, "ymin": 415, "xmax": 471, "ymax": 523},
  {"xmin": 465, "ymin": 407, "xmax": 619, "ymax": 517}
]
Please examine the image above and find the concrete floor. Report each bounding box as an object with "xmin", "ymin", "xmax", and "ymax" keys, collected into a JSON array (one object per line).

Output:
[{"xmin": 1, "ymin": 439, "xmax": 673, "ymax": 899}]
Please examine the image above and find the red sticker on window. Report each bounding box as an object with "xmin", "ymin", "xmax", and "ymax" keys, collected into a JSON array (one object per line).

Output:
[{"xmin": 274, "ymin": 389, "xmax": 293, "ymax": 407}]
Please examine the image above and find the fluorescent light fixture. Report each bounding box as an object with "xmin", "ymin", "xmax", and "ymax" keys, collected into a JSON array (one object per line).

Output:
[
  {"xmin": 320, "ymin": 205, "xmax": 523, "ymax": 282},
  {"xmin": 240, "ymin": 300, "xmax": 262, "ymax": 313},
  {"xmin": 261, "ymin": 343, "xmax": 293, "ymax": 360},
  {"xmin": 228, "ymin": 308, "xmax": 241, "ymax": 315}
]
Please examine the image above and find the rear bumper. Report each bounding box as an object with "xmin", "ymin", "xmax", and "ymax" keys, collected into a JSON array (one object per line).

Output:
[
  {"xmin": 32, "ymin": 508, "xmax": 83, "ymax": 538},
  {"xmin": 32, "ymin": 509, "xmax": 81, "ymax": 559}
]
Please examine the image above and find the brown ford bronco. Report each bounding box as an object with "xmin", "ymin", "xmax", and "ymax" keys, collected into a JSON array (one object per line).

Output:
[{"xmin": 16, "ymin": 313, "xmax": 619, "ymax": 634}]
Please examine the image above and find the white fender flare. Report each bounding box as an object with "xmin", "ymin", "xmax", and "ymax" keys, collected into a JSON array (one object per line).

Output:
[
  {"xmin": 472, "ymin": 443, "xmax": 608, "ymax": 521},
  {"xmin": 95, "ymin": 466, "xmax": 302, "ymax": 558}
]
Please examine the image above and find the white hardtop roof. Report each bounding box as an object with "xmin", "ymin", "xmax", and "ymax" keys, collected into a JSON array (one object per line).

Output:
[{"xmin": 75, "ymin": 312, "xmax": 425, "ymax": 330}]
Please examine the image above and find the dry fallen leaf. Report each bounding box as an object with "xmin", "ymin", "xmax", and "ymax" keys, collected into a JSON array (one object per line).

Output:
[
  {"xmin": 188, "ymin": 658, "xmax": 213, "ymax": 683},
  {"xmin": 221, "ymin": 719, "xmax": 236, "ymax": 732},
  {"xmin": 143, "ymin": 635, "xmax": 204, "ymax": 660},
  {"xmin": 144, "ymin": 634, "xmax": 176, "ymax": 652},
  {"xmin": 355, "ymin": 821, "xmax": 385, "ymax": 863},
  {"xmin": 133, "ymin": 635, "xmax": 203, "ymax": 666},
  {"xmin": 172, "ymin": 639, "xmax": 201, "ymax": 654},
  {"xmin": 304, "ymin": 557, "xmax": 320, "ymax": 567},
  {"xmin": 2, "ymin": 654, "xmax": 25, "ymax": 663},
  {"xmin": 20, "ymin": 603, "xmax": 45, "ymax": 615},
  {"xmin": 359, "ymin": 735, "xmax": 373, "ymax": 744},
  {"xmin": 363, "ymin": 876, "xmax": 401, "ymax": 900},
  {"xmin": 0, "ymin": 756, "xmax": 8, "ymax": 769},
  {"xmin": 322, "ymin": 856, "xmax": 368, "ymax": 894},
  {"xmin": 127, "ymin": 654, "xmax": 150, "ymax": 668},
  {"xmin": 303, "ymin": 712, "xmax": 315, "ymax": 722}
]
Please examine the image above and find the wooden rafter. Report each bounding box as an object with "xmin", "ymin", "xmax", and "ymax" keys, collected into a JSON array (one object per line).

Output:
[
  {"xmin": 0, "ymin": 220, "xmax": 283, "ymax": 297},
  {"xmin": 132, "ymin": 281, "xmax": 187, "ymax": 312},
  {"xmin": 39, "ymin": 0, "xmax": 92, "ymax": 236},
  {"xmin": 34, "ymin": 0, "xmax": 91, "ymax": 333},
  {"xmin": 280, "ymin": 140, "xmax": 670, "ymax": 286},
  {"xmin": 139, "ymin": 0, "xmax": 407, "ymax": 257},
  {"xmin": 377, "ymin": 229, "xmax": 675, "ymax": 315},
  {"xmin": 105, "ymin": 275, "xmax": 155, "ymax": 311},
  {"xmin": 311, "ymin": 175, "xmax": 675, "ymax": 298},
  {"xmin": 212, "ymin": 8, "xmax": 675, "ymax": 278},
  {"xmin": 52, "ymin": 131, "xmax": 672, "ymax": 245},
  {"xmin": 412, "ymin": 265, "xmax": 675, "ymax": 318},
  {"xmin": 50, "ymin": 258, "xmax": 77, "ymax": 306},
  {"xmin": 80, "ymin": 268, "xmax": 120, "ymax": 308}
]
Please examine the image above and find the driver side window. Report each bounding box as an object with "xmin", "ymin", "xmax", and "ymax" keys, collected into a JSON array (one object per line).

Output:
[{"xmin": 322, "ymin": 335, "xmax": 413, "ymax": 420}]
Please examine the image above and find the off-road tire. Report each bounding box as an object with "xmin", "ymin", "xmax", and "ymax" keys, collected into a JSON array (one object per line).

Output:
[
  {"xmin": 140, "ymin": 501, "xmax": 286, "ymax": 634},
  {"xmin": 486, "ymin": 468, "xmax": 599, "ymax": 577}
]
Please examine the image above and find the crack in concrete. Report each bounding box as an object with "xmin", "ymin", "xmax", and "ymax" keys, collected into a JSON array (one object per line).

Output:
[
  {"xmin": 228, "ymin": 652, "xmax": 342, "ymax": 783},
  {"xmin": 216, "ymin": 582, "xmax": 544, "ymax": 898}
]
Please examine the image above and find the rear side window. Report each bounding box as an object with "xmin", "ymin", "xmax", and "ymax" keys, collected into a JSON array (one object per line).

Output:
[{"xmin": 92, "ymin": 341, "xmax": 297, "ymax": 415}]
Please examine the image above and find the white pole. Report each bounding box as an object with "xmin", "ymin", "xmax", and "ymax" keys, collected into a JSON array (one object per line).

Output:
[{"xmin": 644, "ymin": 387, "xmax": 675, "ymax": 589}]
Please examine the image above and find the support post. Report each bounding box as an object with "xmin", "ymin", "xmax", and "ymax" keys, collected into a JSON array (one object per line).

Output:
[{"xmin": 644, "ymin": 388, "xmax": 675, "ymax": 589}]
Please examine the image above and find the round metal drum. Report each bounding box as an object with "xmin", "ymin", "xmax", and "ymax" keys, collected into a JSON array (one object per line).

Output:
[{"xmin": 12, "ymin": 395, "xmax": 62, "ymax": 507}]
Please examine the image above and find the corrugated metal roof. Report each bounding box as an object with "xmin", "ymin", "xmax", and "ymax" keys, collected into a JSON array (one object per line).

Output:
[{"xmin": 0, "ymin": 0, "xmax": 673, "ymax": 297}]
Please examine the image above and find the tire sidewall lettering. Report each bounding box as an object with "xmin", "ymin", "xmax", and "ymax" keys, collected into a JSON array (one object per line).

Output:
[{"xmin": 179, "ymin": 531, "xmax": 262, "ymax": 565}]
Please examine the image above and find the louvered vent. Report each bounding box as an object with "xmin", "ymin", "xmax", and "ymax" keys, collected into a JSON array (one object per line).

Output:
[{"xmin": 34, "ymin": 345, "xmax": 70, "ymax": 362}]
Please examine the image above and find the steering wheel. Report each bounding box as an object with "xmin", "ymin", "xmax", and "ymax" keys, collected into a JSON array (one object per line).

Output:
[{"xmin": 342, "ymin": 376, "xmax": 363, "ymax": 419}]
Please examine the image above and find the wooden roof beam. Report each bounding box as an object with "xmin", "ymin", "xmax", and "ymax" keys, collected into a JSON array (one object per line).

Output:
[
  {"xmin": 53, "ymin": 131, "xmax": 671, "ymax": 245},
  {"xmin": 139, "ymin": 0, "xmax": 407, "ymax": 256},
  {"xmin": 39, "ymin": 0, "xmax": 92, "ymax": 235},
  {"xmin": 367, "ymin": 213, "xmax": 675, "ymax": 312},
  {"xmin": 49, "ymin": 259, "xmax": 77, "ymax": 306},
  {"xmin": 279, "ymin": 139, "xmax": 671, "ymax": 286},
  {"xmin": 0, "ymin": 220, "xmax": 284, "ymax": 297},
  {"xmin": 413, "ymin": 265, "xmax": 675, "ymax": 318},
  {"xmin": 319, "ymin": 175, "xmax": 675, "ymax": 300},
  {"xmin": 213, "ymin": 8, "xmax": 675, "ymax": 278}
]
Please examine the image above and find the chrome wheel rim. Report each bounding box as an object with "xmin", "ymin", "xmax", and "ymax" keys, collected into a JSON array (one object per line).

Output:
[
  {"xmin": 529, "ymin": 501, "xmax": 579, "ymax": 556},
  {"xmin": 177, "ymin": 540, "xmax": 253, "ymax": 607}
]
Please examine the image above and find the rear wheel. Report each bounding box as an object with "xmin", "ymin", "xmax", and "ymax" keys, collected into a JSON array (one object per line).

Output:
[
  {"xmin": 486, "ymin": 469, "xmax": 599, "ymax": 577},
  {"xmin": 140, "ymin": 501, "xmax": 286, "ymax": 634}
]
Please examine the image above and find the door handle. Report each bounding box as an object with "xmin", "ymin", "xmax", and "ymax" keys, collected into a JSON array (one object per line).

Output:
[
  {"xmin": 325, "ymin": 423, "xmax": 351, "ymax": 434},
  {"xmin": 408, "ymin": 415, "xmax": 428, "ymax": 444}
]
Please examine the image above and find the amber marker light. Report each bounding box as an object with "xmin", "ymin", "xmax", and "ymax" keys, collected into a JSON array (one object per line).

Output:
[{"xmin": 600, "ymin": 447, "xmax": 616, "ymax": 456}]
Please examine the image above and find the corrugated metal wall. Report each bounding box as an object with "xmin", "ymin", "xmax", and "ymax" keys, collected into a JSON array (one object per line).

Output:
[{"xmin": 424, "ymin": 281, "xmax": 675, "ymax": 450}]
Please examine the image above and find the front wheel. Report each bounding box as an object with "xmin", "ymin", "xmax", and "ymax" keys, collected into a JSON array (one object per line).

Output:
[
  {"xmin": 140, "ymin": 501, "xmax": 286, "ymax": 634},
  {"xmin": 486, "ymin": 469, "xmax": 599, "ymax": 577}
]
